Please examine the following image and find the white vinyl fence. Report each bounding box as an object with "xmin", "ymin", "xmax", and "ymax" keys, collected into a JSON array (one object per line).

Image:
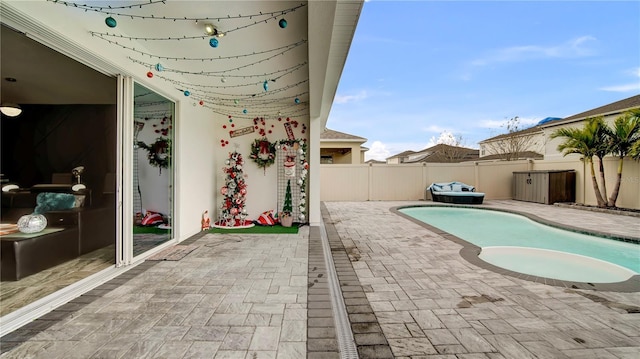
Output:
[{"xmin": 320, "ymin": 158, "xmax": 640, "ymax": 210}]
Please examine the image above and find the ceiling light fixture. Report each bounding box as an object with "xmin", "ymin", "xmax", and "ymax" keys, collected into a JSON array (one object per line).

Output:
[
  {"xmin": 0, "ymin": 103, "xmax": 22, "ymax": 117},
  {"xmin": 204, "ymin": 23, "xmax": 224, "ymax": 37}
]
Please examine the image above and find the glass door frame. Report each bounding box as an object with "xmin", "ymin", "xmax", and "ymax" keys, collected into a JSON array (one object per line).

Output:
[{"xmin": 121, "ymin": 78, "xmax": 178, "ymax": 265}]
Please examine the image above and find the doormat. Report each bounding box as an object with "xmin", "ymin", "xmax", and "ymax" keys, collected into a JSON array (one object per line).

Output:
[
  {"xmin": 208, "ymin": 224, "xmax": 299, "ymax": 234},
  {"xmin": 147, "ymin": 244, "xmax": 199, "ymax": 261}
]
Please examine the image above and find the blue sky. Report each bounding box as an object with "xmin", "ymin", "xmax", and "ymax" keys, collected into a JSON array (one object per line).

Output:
[{"xmin": 326, "ymin": 0, "xmax": 640, "ymax": 161}]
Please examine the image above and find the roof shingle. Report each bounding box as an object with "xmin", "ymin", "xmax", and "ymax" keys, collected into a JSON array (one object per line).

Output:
[{"xmin": 320, "ymin": 128, "xmax": 367, "ymax": 142}]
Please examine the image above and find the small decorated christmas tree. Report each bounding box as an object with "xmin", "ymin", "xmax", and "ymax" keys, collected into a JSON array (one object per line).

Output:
[
  {"xmin": 280, "ymin": 179, "xmax": 294, "ymax": 227},
  {"xmin": 214, "ymin": 151, "xmax": 253, "ymax": 228},
  {"xmin": 283, "ymin": 180, "xmax": 293, "ymax": 215}
]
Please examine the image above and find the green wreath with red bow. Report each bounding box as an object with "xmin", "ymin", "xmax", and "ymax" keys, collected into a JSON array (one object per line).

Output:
[
  {"xmin": 138, "ymin": 137, "xmax": 171, "ymax": 169},
  {"xmin": 250, "ymin": 138, "xmax": 276, "ymax": 170}
]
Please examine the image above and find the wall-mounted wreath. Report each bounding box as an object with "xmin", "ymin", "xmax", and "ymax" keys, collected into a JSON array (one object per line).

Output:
[
  {"xmin": 138, "ymin": 137, "xmax": 171, "ymax": 170},
  {"xmin": 250, "ymin": 138, "xmax": 276, "ymax": 173}
]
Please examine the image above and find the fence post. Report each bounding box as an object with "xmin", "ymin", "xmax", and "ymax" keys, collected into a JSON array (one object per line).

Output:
[
  {"xmin": 368, "ymin": 162, "xmax": 373, "ymax": 201},
  {"xmin": 474, "ymin": 161, "xmax": 480, "ymax": 190},
  {"xmin": 422, "ymin": 162, "xmax": 428, "ymax": 200}
]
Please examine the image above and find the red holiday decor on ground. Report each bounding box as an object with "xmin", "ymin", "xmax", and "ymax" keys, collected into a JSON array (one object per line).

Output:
[
  {"xmin": 256, "ymin": 210, "xmax": 278, "ymax": 226},
  {"xmin": 213, "ymin": 151, "xmax": 254, "ymax": 229}
]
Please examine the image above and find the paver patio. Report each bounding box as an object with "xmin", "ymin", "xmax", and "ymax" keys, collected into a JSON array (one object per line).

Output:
[
  {"xmin": 323, "ymin": 200, "xmax": 640, "ymax": 358},
  {"xmin": 1, "ymin": 200, "xmax": 638, "ymax": 358}
]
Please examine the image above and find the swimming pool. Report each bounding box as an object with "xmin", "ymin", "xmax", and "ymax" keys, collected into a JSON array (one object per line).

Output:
[{"xmin": 399, "ymin": 206, "xmax": 640, "ymax": 283}]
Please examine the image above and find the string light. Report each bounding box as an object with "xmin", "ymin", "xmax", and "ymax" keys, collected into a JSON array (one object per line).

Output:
[
  {"xmin": 128, "ymin": 41, "xmax": 304, "ymax": 74},
  {"xmin": 186, "ymin": 90, "xmax": 309, "ymax": 113},
  {"xmin": 48, "ymin": 0, "xmax": 306, "ymax": 28},
  {"xmin": 124, "ymin": 48, "xmax": 307, "ymax": 76},
  {"xmin": 184, "ymin": 79, "xmax": 309, "ymax": 101},
  {"xmin": 149, "ymin": 63, "xmax": 307, "ymax": 91},
  {"xmin": 204, "ymin": 105, "xmax": 309, "ymax": 121},
  {"xmin": 202, "ymin": 94, "xmax": 309, "ymax": 108},
  {"xmin": 48, "ymin": 0, "xmax": 167, "ymax": 11},
  {"xmin": 93, "ymin": 35, "xmax": 307, "ymax": 61},
  {"xmin": 48, "ymin": 0, "xmax": 310, "ymax": 120}
]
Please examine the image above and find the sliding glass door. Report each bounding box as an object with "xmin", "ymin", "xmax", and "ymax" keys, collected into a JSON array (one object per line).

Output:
[{"xmin": 131, "ymin": 83, "xmax": 175, "ymax": 257}]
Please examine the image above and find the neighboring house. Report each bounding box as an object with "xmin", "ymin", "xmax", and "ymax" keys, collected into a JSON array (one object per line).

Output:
[
  {"xmin": 386, "ymin": 144, "xmax": 479, "ymax": 164},
  {"xmin": 387, "ymin": 150, "xmax": 417, "ymax": 165},
  {"xmin": 478, "ymin": 124, "xmax": 546, "ymax": 161},
  {"xmin": 540, "ymin": 94, "xmax": 640, "ymax": 158},
  {"xmin": 479, "ymin": 151, "xmax": 543, "ymax": 161},
  {"xmin": 477, "ymin": 95, "xmax": 640, "ymax": 160},
  {"xmin": 365, "ymin": 159, "xmax": 386, "ymax": 164},
  {"xmin": 320, "ymin": 128, "xmax": 368, "ymax": 164},
  {"xmin": 386, "ymin": 150, "xmax": 417, "ymax": 164}
]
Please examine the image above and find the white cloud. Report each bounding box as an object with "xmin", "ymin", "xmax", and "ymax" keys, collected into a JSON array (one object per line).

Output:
[
  {"xmin": 365, "ymin": 141, "xmax": 390, "ymax": 161},
  {"xmin": 334, "ymin": 90, "xmax": 368, "ymax": 104},
  {"xmin": 429, "ymin": 131, "xmax": 459, "ymax": 146},
  {"xmin": 600, "ymin": 83, "xmax": 640, "ymax": 93},
  {"xmin": 599, "ymin": 67, "xmax": 640, "ymax": 93},
  {"xmin": 471, "ymin": 36, "xmax": 597, "ymax": 66},
  {"xmin": 364, "ymin": 140, "xmax": 429, "ymax": 162}
]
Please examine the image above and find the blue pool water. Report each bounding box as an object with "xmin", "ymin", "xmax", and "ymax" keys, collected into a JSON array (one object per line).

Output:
[{"xmin": 400, "ymin": 206, "xmax": 639, "ymax": 282}]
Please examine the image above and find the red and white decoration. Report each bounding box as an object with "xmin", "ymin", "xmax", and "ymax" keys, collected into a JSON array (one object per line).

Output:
[
  {"xmin": 256, "ymin": 210, "xmax": 278, "ymax": 226},
  {"xmin": 141, "ymin": 211, "xmax": 164, "ymax": 226},
  {"xmin": 214, "ymin": 151, "xmax": 254, "ymax": 228}
]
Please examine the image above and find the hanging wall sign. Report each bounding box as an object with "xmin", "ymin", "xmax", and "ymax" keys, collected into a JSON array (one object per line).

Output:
[
  {"xmin": 284, "ymin": 155, "xmax": 296, "ymax": 178},
  {"xmin": 284, "ymin": 122, "xmax": 295, "ymax": 140},
  {"xmin": 229, "ymin": 126, "xmax": 255, "ymax": 138}
]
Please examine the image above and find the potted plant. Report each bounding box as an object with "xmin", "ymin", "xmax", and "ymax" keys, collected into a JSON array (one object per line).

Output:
[{"xmin": 280, "ymin": 179, "xmax": 294, "ymax": 227}]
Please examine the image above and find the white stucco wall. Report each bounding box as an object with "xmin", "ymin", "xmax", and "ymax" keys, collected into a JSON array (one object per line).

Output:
[{"xmin": 212, "ymin": 116, "xmax": 309, "ymax": 224}]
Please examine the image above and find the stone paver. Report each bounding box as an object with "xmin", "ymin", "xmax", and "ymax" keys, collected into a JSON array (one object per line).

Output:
[
  {"xmin": 323, "ymin": 200, "xmax": 640, "ymax": 359},
  {"xmin": 1, "ymin": 231, "xmax": 310, "ymax": 359},
  {"xmin": 1, "ymin": 200, "xmax": 639, "ymax": 359}
]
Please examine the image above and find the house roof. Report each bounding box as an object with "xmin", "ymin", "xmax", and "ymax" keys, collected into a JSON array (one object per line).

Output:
[
  {"xmin": 540, "ymin": 94, "xmax": 640, "ymax": 128},
  {"xmin": 478, "ymin": 151, "xmax": 543, "ymax": 161},
  {"xmin": 389, "ymin": 144, "xmax": 479, "ymax": 163},
  {"xmin": 479, "ymin": 95, "xmax": 640, "ymax": 144},
  {"xmin": 386, "ymin": 150, "xmax": 417, "ymax": 160},
  {"xmin": 479, "ymin": 126, "xmax": 543, "ymax": 144},
  {"xmin": 320, "ymin": 128, "xmax": 367, "ymax": 143}
]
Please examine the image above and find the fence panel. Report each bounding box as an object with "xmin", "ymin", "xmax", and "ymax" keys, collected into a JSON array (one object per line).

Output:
[
  {"xmin": 370, "ymin": 165, "xmax": 425, "ymax": 200},
  {"xmin": 477, "ymin": 161, "xmax": 529, "ymax": 200},
  {"xmin": 319, "ymin": 158, "xmax": 639, "ymax": 210},
  {"xmin": 617, "ymin": 159, "xmax": 640, "ymax": 209},
  {"xmin": 424, "ymin": 163, "xmax": 476, "ymax": 187},
  {"xmin": 320, "ymin": 165, "xmax": 369, "ymax": 201}
]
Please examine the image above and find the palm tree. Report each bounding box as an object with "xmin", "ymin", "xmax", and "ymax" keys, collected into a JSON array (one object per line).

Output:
[
  {"xmin": 590, "ymin": 116, "xmax": 611, "ymax": 203},
  {"xmin": 551, "ymin": 117, "xmax": 608, "ymax": 207},
  {"xmin": 630, "ymin": 139, "xmax": 640, "ymax": 161},
  {"xmin": 606, "ymin": 109, "xmax": 640, "ymax": 207}
]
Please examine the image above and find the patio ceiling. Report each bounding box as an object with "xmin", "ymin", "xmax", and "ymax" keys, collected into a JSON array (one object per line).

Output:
[{"xmin": 0, "ymin": 1, "xmax": 363, "ymax": 127}]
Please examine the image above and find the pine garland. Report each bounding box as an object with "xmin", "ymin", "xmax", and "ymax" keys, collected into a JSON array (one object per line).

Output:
[{"xmin": 277, "ymin": 139, "xmax": 308, "ymax": 222}]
